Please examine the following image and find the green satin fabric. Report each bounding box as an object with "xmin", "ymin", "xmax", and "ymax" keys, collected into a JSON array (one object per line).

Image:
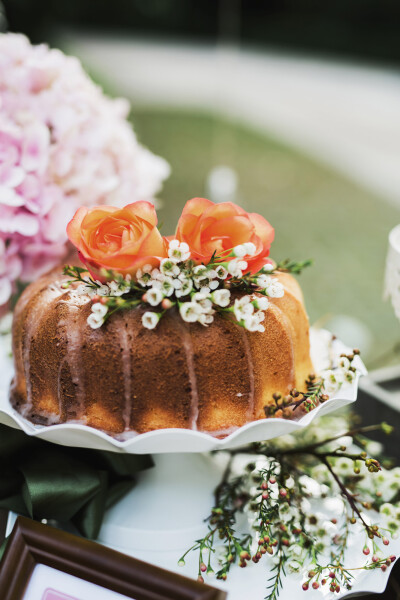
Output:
[{"xmin": 0, "ymin": 424, "xmax": 153, "ymax": 539}]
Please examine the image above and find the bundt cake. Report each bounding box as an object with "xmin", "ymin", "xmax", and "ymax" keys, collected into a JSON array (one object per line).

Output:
[{"xmin": 10, "ymin": 268, "xmax": 313, "ymax": 435}]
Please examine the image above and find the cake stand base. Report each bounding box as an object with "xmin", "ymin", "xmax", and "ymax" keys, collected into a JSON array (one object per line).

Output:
[{"xmin": 98, "ymin": 452, "xmax": 224, "ymax": 553}]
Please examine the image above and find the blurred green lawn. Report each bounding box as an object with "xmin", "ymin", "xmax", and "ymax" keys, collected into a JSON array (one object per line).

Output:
[{"xmin": 131, "ymin": 108, "xmax": 400, "ymax": 365}]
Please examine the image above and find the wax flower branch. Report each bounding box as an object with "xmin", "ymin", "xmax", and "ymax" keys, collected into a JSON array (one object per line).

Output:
[
  {"xmin": 179, "ymin": 415, "xmax": 398, "ymax": 599},
  {"xmin": 264, "ymin": 350, "xmax": 360, "ymax": 418},
  {"xmin": 63, "ymin": 241, "xmax": 309, "ymax": 332}
]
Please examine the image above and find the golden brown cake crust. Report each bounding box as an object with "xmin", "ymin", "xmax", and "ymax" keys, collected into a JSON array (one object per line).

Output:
[{"xmin": 10, "ymin": 270, "xmax": 313, "ymax": 435}]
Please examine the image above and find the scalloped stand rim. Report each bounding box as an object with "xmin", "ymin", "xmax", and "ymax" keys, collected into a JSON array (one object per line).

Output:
[{"xmin": 0, "ymin": 329, "xmax": 366, "ymax": 454}]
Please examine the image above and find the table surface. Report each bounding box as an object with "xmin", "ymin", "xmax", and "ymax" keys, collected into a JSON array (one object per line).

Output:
[{"xmin": 354, "ymin": 386, "xmax": 400, "ymax": 599}]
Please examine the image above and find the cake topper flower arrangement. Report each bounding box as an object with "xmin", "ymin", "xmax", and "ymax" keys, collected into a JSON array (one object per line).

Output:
[
  {"xmin": 64, "ymin": 197, "xmax": 312, "ymax": 333},
  {"xmin": 0, "ymin": 33, "xmax": 169, "ymax": 307}
]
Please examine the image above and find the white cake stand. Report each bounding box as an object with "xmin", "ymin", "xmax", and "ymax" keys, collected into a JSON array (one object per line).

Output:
[{"xmin": 1, "ymin": 329, "xmax": 391, "ymax": 600}]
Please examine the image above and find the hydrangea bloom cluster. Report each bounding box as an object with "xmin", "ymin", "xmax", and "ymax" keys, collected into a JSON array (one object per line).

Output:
[
  {"xmin": 0, "ymin": 33, "xmax": 169, "ymax": 306},
  {"xmin": 64, "ymin": 239, "xmax": 286, "ymax": 333}
]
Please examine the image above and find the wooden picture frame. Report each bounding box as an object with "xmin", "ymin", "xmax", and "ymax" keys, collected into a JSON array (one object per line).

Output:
[{"xmin": 0, "ymin": 517, "xmax": 226, "ymax": 600}]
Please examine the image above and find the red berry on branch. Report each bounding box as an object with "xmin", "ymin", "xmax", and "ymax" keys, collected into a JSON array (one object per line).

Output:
[{"xmin": 302, "ymin": 583, "xmax": 309, "ymax": 591}]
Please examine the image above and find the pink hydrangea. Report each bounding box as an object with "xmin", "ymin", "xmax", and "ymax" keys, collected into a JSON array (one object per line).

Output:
[{"xmin": 0, "ymin": 33, "xmax": 170, "ymax": 306}]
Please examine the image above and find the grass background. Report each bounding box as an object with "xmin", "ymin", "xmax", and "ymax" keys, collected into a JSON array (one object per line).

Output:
[{"xmin": 130, "ymin": 108, "xmax": 400, "ymax": 365}]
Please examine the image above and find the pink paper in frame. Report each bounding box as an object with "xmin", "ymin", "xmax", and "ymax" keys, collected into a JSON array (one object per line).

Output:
[{"xmin": 42, "ymin": 591, "xmax": 81, "ymax": 600}]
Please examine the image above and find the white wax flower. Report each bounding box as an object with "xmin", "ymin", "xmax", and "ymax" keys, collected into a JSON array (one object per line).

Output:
[
  {"xmin": 168, "ymin": 239, "xmax": 191, "ymax": 262},
  {"xmin": 91, "ymin": 302, "xmax": 108, "ymax": 317},
  {"xmin": 232, "ymin": 244, "xmax": 247, "ymax": 258},
  {"xmin": 212, "ymin": 288, "xmax": 231, "ymax": 307},
  {"xmin": 265, "ymin": 279, "xmax": 285, "ymax": 298},
  {"xmin": 160, "ymin": 258, "xmax": 180, "ymax": 277},
  {"xmin": 261, "ymin": 263, "xmax": 274, "ymax": 273},
  {"xmin": 243, "ymin": 242, "xmax": 257, "ymax": 256},
  {"xmin": 179, "ymin": 301, "xmax": 202, "ymax": 323},
  {"xmin": 142, "ymin": 311, "xmax": 160, "ymax": 329},
  {"xmin": 233, "ymin": 296, "xmax": 254, "ymax": 321},
  {"xmin": 146, "ymin": 287, "xmax": 164, "ymax": 306},
  {"xmin": 87, "ymin": 313, "xmax": 104, "ymax": 329},
  {"xmin": 175, "ymin": 278, "xmax": 193, "ymax": 298},
  {"xmin": 215, "ymin": 265, "xmax": 228, "ymax": 279},
  {"xmin": 198, "ymin": 313, "xmax": 214, "ymax": 326},
  {"xmin": 228, "ymin": 259, "xmax": 244, "ymax": 278},
  {"xmin": 253, "ymin": 296, "xmax": 269, "ymax": 310}
]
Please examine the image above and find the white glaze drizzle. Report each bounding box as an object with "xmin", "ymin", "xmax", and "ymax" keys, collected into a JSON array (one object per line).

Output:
[
  {"xmin": 22, "ymin": 282, "xmax": 65, "ymax": 417},
  {"xmin": 240, "ymin": 328, "xmax": 255, "ymax": 422},
  {"xmin": 180, "ymin": 325, "xmax": 199, "ymax": 430},
  {"xmin": 58, "ymin": 292, "xmax": 90, "ymax": 421},
  {"xmin": 120, "ymin": 325, "xmax": 132, "ymax": 431}
]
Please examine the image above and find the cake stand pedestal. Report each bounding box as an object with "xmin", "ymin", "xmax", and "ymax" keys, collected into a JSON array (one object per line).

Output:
[{"xmin": 98, "ymin": 452, "xmax": 225, "ymax": 553}]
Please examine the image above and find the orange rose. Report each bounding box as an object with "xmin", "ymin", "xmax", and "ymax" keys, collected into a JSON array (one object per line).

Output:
[
  {"xmin": 175, "ymin": 198, "xmax": 274, "ymax": 273},
  {"xmin": 67, "ymin": 202, "xmax": 167, "ymax": 280}
]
